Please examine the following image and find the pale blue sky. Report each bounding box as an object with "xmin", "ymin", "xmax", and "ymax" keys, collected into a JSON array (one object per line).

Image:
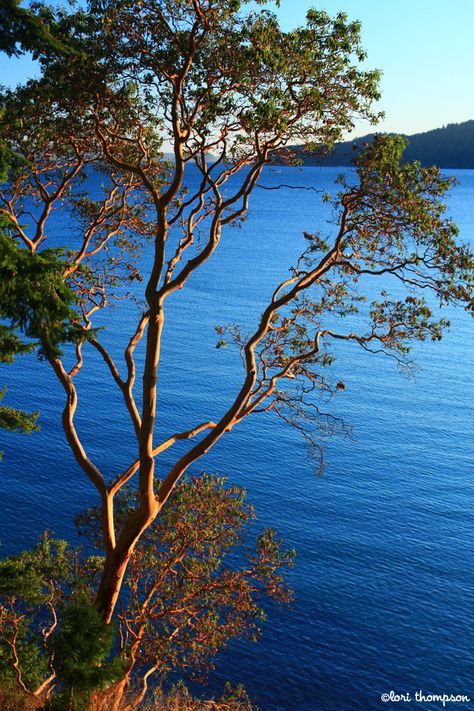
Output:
[
  {"xmin": 267, "ymin": 0, "xmax": 474, "ymax": 136},
  {"xmin": 2, "ymin": 0, "xmax": 473, "ymax": 138}
]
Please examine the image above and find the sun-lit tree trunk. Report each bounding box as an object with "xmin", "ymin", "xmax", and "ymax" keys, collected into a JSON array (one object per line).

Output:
[{"xmin": 96, "ymin": 305, "xmax": 165, "ymax": 622}]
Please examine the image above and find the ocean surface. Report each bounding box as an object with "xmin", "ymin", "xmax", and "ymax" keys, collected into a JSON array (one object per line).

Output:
[{"xmin": 1, "ymin": 166, "xmax": 473, "ymax": 710}]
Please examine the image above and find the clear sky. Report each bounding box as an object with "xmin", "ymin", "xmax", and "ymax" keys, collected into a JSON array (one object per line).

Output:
[{"xmin": 2, "ymin": 0, "xmax": 474, "ymax": 138}]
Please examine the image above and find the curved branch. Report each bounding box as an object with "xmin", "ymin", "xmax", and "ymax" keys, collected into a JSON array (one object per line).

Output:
[
  {"xmin": 89, "ymin": 335, "xmax": 145, "ymax": 436},
  {"xmin": 6, "ymin": 615, "xmax": 31, "ymax": 696},
  {"xmin": 0, "ymin": 207, "xmax": 34, "ymax": 251},
  {"xmin": 33, "ymin": 157, "xmax": 84, "ymax": 247},
  {"xmin": 156, "ymin": 205, "xmax": 351, "ymax": 505},
  {"xmin": 160, "ymin": 158, "xmax": 266, "ymax": 298},
  {"xmin": 256, "ymin": 182, "xmax": 324, "ymax": 193},
  {"xmin": 109, "ymin": 420, "xmax": 216, "ymax": 496},
  {"xmin": 49, "ymin": 357, "xmax": 115, "ymax": 552}
]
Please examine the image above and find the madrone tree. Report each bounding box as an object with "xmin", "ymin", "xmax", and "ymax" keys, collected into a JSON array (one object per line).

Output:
[{"xmin": 1, "ymin": 0, "xmax": 473, "ymax": 628}]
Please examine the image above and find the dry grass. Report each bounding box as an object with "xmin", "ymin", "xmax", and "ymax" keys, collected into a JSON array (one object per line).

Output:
[
  {"xmin": 0, "ymin": 681, "xmax": 257, "ymax": 710},
  {"xmin": 0, "ymin": 688, "xmax": 43, "ymax": 711},
  {"xmin": 129, "ymin": 682, "xmax": 256, "ymax": 711}
]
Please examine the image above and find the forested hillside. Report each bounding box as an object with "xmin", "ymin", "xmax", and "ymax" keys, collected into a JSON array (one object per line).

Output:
[{"xmin": 288, "ymin": 120, "xmax": 474, "ymax": 168}]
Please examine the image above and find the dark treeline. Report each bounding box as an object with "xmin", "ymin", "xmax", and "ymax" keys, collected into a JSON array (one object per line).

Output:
[{"xmin": 283, "ymin": 120, "xmax": 474, "ymax": 169}]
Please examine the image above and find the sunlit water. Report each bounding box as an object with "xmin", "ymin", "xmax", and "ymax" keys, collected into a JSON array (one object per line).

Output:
[{"xmin": 1, "ymin": 166, "xmax": 473, "ymax": 710}]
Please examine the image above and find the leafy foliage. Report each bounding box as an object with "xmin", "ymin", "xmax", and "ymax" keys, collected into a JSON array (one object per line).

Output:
[
  {"xmin": 0, "ymin": 534, "xmax": 118, "ymax": 709},
  {"xmin": 0, "ymin": 0, "xmax": 75, "ymax": 58},
  {"xmin": 216, "ymin": 135, "xmax": 474, "ymax": 458},
  {"xmin": 0, "ymin": 534, "xmax": 71, "ymax": 694},
  {"xmin": 0, "ymin": 108, "xmax": 41, "ymax": 459},
  {"xmin": 150, "ymin": 680, "xmax": 256, "ymax": 710},
  {"xmin": 0, "ymin": 476, "xmax": 292, "ymax": 708},
  {"xmin": 77, "ymin": 475, "xmax": 294, "ymax": 697}
]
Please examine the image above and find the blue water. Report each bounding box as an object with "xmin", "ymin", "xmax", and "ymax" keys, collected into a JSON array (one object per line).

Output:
[{"xmin": 1, "ymin": 167, "xmax": 473, "ymax": 710}]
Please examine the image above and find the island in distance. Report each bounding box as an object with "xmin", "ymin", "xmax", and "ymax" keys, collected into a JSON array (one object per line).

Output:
[{"xmin": 280, "ymin": 119, "xmax": 474, "ymax": 169}]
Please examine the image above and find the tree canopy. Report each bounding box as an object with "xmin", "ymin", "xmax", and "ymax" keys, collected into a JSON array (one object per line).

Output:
[{"xmin": 0, "ymin": 0, "xmax": 74, "ymax": 57}]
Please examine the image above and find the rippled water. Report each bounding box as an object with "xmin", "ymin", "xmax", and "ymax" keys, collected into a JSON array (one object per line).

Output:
[{"xmin": 1, "ymin": 166, "xmax": 473, "ymax": 710}]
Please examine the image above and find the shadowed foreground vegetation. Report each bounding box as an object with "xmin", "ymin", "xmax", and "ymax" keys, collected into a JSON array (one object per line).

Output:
[{"xmin": 0, "ymin": 680, "xmax": 256, "ymax": 710}]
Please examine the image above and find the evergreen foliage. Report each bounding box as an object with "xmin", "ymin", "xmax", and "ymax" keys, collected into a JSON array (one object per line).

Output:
[
  {"xmin": 0, "ymin": 238, "xmax": 82, "ymax": 360},
  {"xmin": 48, "ymin": 602, "xmax": 123, "ymax": 711},
  {"xmin": 0, "ymin": 387, "xmax": 39, "ymax": 440}
]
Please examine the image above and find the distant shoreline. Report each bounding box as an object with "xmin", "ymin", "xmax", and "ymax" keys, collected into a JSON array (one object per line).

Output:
[
  {"xmin": 274, "ymin": 120, "xmax": 474, "ymax": 169},
  {"xmin": 267, "ymin": 163, "xmax": 474, "ymax": 171}
]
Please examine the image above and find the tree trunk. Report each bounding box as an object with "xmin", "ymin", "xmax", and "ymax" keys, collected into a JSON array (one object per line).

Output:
[
  {"xmin": 95, "ymin": 676, "xmax": 130, "ymax": 711},
  {"xmin": 96, "ymin": 504, "xmax": 159, "ymax": 623},
  {"xmin": 96, "ymin": 305, "xmax": 164, "ymax": 622}
]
